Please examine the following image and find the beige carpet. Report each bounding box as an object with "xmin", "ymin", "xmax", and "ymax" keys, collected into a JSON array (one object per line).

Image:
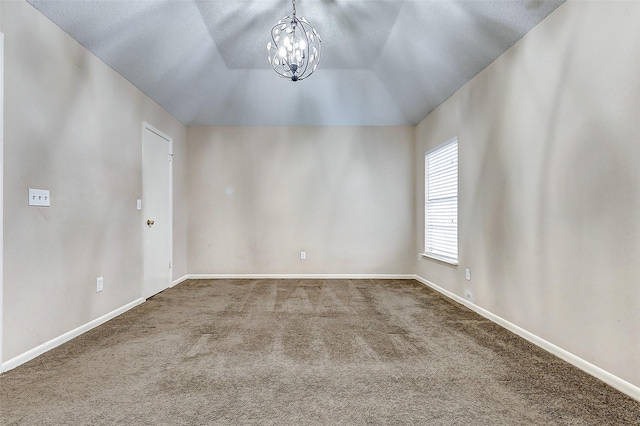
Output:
[{"xmin": 1, "ymin": 279, "xmax": 638, "ymax": 425}]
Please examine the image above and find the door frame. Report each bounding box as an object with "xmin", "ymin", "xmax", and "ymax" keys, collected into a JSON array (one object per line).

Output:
[
  {"xmin": 141, "ymin": 121, "xmax": 173, "ymax": 299},
  {"xmin": 0, "ymin": 33, "xmax": 5, "ymax": 371}
]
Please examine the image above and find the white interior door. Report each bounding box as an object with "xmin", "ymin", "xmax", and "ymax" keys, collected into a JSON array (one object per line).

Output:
[{"xmin": 142, "ymin": 123, "xmax": 172, "ymax": 299}]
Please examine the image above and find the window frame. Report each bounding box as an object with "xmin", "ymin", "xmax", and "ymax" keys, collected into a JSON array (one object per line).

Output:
[{"xmin": 422, "ymin": 137, "xmax": 459, "ymax": 266}]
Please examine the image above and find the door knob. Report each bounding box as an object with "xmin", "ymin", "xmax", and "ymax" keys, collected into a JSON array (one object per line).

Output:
[{"xmin": 147, "ymin": 219, "xmax": 155, "ymax": 226}]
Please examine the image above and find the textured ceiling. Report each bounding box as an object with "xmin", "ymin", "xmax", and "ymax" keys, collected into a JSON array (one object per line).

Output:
[{"xmin": 26, "ymin": 0, "xmax": 564, "ymax": 126}]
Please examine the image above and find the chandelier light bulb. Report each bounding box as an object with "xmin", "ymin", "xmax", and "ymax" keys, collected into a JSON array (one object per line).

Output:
[{"xmin": 267, "ymin": 0, "xmax": 322, "ymax": 82}]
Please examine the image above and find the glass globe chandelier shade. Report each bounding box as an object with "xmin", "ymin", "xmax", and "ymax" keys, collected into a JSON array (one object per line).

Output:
[{"xmin": 267, "ymin": 0, "xmax": 321, "ymax": 82}]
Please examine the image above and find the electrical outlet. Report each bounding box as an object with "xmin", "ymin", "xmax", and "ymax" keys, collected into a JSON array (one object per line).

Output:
[
  {"xmin": 300, "ymin": 251, "xmax": 307, "ymax": 260},
  {"xmin": 464, "ymin": 289, "xmax": 473, "ymax": 302},
  {"xmin": 465, "ymin": 268, "xmax": 471, "ymax": 281},
  {"xmin": 96, "ymin": 277, "xmax": 104, "ymax": 293}
]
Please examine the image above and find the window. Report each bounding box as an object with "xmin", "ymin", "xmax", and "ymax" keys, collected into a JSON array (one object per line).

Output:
[{"xmin": 424, "ymin": 138, "xmax": 458, "ymax": 264}]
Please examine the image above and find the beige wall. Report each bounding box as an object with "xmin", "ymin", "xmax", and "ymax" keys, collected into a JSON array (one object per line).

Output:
[
  {"xmin": 187, "ymin": 126, "xmax": 415, "ymax": 275},
  {"xmin": 2, "ymin": 1, "xmax": 187, "ymax": 361},
  {"xmin": 415, "ymin": 1, "xmax": 640, "ymax": 388}
]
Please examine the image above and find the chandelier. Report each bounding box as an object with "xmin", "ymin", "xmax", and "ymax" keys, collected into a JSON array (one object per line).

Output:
[{"xmin": 267, "ymin": 0, "xmax": 322, "ymax": 82}]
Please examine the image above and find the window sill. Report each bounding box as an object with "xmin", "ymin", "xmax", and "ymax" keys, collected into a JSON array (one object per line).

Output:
[{"xmin": 420, "ymin": 253, "xmax": 458, "ymax": 266}]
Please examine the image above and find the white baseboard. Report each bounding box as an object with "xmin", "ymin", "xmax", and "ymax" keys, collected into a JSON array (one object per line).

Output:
[
  {"xmin": 179, "ymin": 274, "xmax": 415, "ymax": 281},
  {"xmin": 172, "ymin": 275, "xmax": 190, "ymax": 287},
  {"xmin": 1, "ymin": 298, "xmax": 144, "ymax": 373},
  {"xmin": 412, "ymin": 275, "xmax": 640, "ymax": 403}
]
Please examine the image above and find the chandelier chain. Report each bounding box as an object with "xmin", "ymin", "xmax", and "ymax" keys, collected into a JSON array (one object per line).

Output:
[{"xmin": 292, "ymin": 0, "xmax": 296, "ymax": 18}]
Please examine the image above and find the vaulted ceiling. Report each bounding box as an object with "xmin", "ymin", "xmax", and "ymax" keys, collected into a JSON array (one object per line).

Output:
[{"xmin": 27, "ymin": 0, "xmax": 564, "ymax": 126}]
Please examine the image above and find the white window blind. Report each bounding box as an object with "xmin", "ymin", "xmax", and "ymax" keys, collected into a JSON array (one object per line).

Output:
[{"xmin": 425, "ymin": 138, "xmax": 458, "ymax": 263}]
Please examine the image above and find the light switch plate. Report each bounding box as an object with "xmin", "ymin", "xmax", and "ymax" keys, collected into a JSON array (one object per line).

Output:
[{"xmin": 29, "ymin": 189, "xmax": 50, "ymax": 207}]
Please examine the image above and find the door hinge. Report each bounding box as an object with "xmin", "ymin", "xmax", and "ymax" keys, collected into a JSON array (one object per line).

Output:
[{"xmin": 169, "ymin": 260, "xmax": 172, "ymax": 269}]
